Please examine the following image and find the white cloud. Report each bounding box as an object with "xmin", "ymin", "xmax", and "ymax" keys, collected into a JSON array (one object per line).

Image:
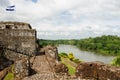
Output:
[{"xmin": 0, "ymin": 0, "xmax": 120, "ymax": 39}]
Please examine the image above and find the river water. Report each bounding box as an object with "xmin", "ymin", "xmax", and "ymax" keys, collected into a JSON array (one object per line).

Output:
[{"xmin": 57, "ymin": 44, "xmax": 114, "ymax": 64}]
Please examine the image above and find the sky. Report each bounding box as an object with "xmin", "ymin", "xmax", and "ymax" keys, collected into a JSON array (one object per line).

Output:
[{"xmin": 0, "ymin": 0, "xmax": 120, "ymax": 39}]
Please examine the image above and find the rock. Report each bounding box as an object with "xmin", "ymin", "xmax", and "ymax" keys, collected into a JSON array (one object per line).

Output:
[
  {"xmin": 44, "ymin": 45, "xmax": 58, "ymax": 61},
  {"xmin": 76, "ymin": 62, "xmax": 98, "ymax": 79},
  {"xmin": 0, "ymin": 58, "xmax": 13, "ymax": 71},
  {"xmin": 0, "ymin": 65, "xmax": 13, "ymax": 80},
  {"xmin": 76, "ymin": 61, "xmax": 120, "ymax": 80},
  {"xmin": 39, "ymin": 45, "xmax": 59, "ymax": 68},
  {"xmin": 0, "ymin": 67, "xmax": 8, "ymax": 80},
  {"xmin": 14, "ymin": 57, "xmax": 30, "ymax": 80},
  {"xmin": 54, "ymin": 62, "xmax": 68, "ymax": 74}
]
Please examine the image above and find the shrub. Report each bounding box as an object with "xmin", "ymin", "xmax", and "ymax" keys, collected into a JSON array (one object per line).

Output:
[{"xmin": 111, "ymin": 56, "xmax": 120, "ymax": 67}]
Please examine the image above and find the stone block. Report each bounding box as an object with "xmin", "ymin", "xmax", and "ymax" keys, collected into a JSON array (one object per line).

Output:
[{"xmin": 14, "ymin": 57, "xmax": 30, "ymax": 80}]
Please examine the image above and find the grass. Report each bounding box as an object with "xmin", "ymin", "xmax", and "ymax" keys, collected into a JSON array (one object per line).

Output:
[
  {"xmin": 61, "ymin": 57, "xmax": 76, "ymax": 75},
  {"xmin": 4, "ymin": 72, "xmax": 14, "ymax": 80},
  {"xmin": 4, "ymin": 65, "xmax": 14, "ymax": 80}
]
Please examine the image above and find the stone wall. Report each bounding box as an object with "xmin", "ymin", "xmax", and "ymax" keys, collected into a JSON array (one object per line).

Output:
[
  {"xmin": 39, "ymin": 45, "xmax": 59, "ymax": 71},
  {"xmin": 0, "ymin": 22, "xmax": 32, "ymax": 29},
  {"xmin": 14, "ymin": 57, "xmax": 30, "ymax": 80},
  {"xmin": 76, "ymin": 61, "xmax": 120, "ymax": 80},
  {"xmin": 0, "ymin": 22, "xmax": 36, "ymax": 61},
  {"xmin": 54, "ymin": 62, "xmax": 68, "ymax": 74},
  {"xmin": 42, "ymin": 45, "xmax": 58, "ymax": 69},
  {"xmin": 44, "ymin": 45, "xmax": 58, "ymax": 61}
]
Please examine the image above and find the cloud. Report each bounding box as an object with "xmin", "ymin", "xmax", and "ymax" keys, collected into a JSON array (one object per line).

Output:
[
  {"xmin": 0, "ymin": 0, "xmax": 120, "ymax": 39},
  {"xmin": 0, "ymin": 0, "xmax": 10, "ymax": 7}
]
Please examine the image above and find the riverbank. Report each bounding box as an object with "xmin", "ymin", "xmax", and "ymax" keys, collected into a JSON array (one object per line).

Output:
[
  {"xmin": 38, "ymin": 35, "xmax": 120, "ymax": 56},
  {"xmin": 57, "ymin": 44, "xmax": 114, "ymax": 64}
]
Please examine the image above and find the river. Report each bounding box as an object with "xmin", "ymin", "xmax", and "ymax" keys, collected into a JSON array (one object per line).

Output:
[{"xmin": 57, "ymin": 44, "xmax": 114, "ymax": 64}]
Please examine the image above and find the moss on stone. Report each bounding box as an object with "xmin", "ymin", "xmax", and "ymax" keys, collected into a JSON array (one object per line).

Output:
[{"xmin": 4, "ymin": 72, "xmax": 14, "ymax": 80}]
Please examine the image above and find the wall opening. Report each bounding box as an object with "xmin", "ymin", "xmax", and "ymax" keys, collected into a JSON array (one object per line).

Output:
[
  {"xmin": 6, "ymin": 25, "xmax": 11, "ymax": 29},
  {"xmin": 0, "ymin": 26, "xmax": 2, "ymax": 29},
  {"xmin": 14, "ymin": 26, "xmax": 18, "ymax": 29}
]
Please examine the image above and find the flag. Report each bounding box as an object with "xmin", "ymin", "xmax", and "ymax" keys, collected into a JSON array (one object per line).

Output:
[{"xmin": 6, "ymin": 5, "xmax": 15, "ymax": 11}]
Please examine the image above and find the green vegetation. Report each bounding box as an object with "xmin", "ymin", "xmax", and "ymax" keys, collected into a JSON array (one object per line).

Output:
[
  {"xmin": 111, "ymin": 56, "xmax": 120, "ymax": 67},
  {"xmin": 4, "ymin": 73, "xmax": 14, "ymax": 80},
  {"xmin": 59, "ymin": 52, "xmax": 82, "ymax": 75},
  {"xmin": 59, "ymin": 52, "xmax": 68, "ymax": 58},
  {"xmin": 38, "ymin": 35, "xmax": 120, "ymax": 67},
  {"xmin": 38, "ymin": 35, "xmax": 120, "ymax": 56},
  {"xmin": 38, "ymin": 39, "xmax": 77, "ymax": 47},
  {"xmin": 58, "ymin": 52, "xmax": 82, "ymax": 63},
  {"xmin": 68, "ymin": 53, "xmax": 75, "ymax": 60},
  {"xmin": 76, "ymin": 35, "xmax": 120, "ymax": 56},
  {"xmin": 4, "ymin": 65, "xmax": 14, "ymax": 80},
  {"xmin": 61, "ymin": 57, "xmax": 76, "ymax": 75}
]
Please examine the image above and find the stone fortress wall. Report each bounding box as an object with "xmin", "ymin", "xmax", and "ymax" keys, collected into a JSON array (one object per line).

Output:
[{"xmin": 0, "ymin": 22, "xmax": 36, "ymax": 61}]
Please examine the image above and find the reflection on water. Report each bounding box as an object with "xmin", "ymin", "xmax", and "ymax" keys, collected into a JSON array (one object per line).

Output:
[{"xmin": 57, "ymin": 44, "xmax": 114, "ymax": 64}]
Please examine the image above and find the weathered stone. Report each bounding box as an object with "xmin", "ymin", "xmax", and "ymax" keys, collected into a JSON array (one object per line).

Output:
[
  {"xmin": 0, "ymin": 67, "xmax": 8, "ymax": 80},
  {"xmin": 14, "ymin": 57, "xmax": 30, "ymax": 80},
  {"xmin": 0, "ymin": 65, "xmax": 13, "ymax": 80},
  {"xmin": 54, "ymin": 62, "xmax": 68, "ymax": 74},
  {"xmin": 0, "ymin": 21, "xmax": 36, "ymax": 61},
  {"xmin": 44, "ymin": 45, "xmax": 58, "ymax": 60},
  {"xmin": 76, "ymin": 61, "xmax": 120, "ymax": 80},
  {"xmin": 39, "ymin": 45, "xmax": 59, "ymax": 68},
  {"xmin": 76, "ymin": 62, "xmax": 97, "ymax": 79},
  {"xmin": 0, "ymin": 58, "xmax": 12, "ymax": 71}
]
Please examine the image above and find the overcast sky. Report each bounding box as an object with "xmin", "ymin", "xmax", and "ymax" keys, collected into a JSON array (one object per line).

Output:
[{"xmin": 0, "ymin": 0, "xmax": 120, "ymax": 39}]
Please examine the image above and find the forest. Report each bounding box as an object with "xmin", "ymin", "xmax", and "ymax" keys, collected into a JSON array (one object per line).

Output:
[
  {"xmin": 38, "ymin": 35, "xmax": 120, "ymax": 66},
  {"xmin": 76, "ymin": 35, "xmax": 120, "ymax": 56},
  {"xmin": 38, "ymin": 35, "xmax": 120, "ymax": 56}
]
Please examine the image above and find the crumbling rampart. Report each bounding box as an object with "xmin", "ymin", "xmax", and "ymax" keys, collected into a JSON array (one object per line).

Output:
[{"xmin": 76, "ymin": 62, "xmax": 120, "ymax": 80}]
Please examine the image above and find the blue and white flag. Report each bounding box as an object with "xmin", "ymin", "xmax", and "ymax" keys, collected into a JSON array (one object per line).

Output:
[{"xmin": 6, "ymin": 5, "xmax": 15, "ymax": 11}]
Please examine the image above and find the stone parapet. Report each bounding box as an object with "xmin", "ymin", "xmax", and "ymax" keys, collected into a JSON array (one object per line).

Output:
[{"xmin": 76, "ymin": 61, "xmax": 120, "ymax": 80}]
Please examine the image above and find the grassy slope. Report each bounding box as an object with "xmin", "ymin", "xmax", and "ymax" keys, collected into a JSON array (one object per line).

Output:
[{"xmin": 61, "ymin": 57, "xmax": 77, "ymax": 75}]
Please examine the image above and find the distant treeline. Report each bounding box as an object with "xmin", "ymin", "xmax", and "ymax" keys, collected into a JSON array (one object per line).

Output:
[{"xmin": 38, "ymin": 35, "xmax": 120, "ymax": 56}]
